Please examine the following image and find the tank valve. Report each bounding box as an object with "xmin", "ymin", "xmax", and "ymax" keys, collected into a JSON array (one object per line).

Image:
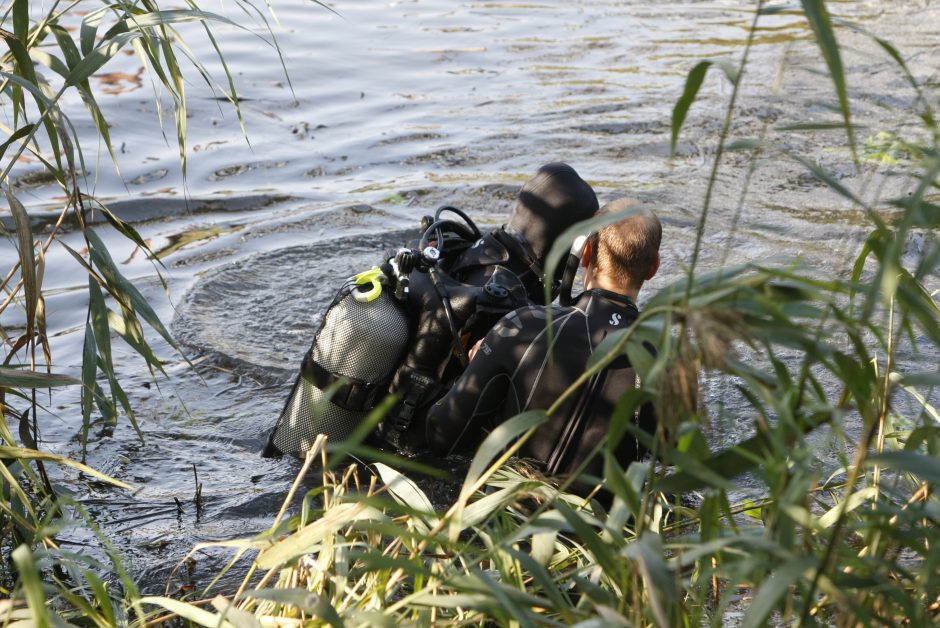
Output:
[
  {"xmin": 422, "ymin": 246, "xmax": 440, "ymax": 266},
  {"xmin": 392, "ymin": 249, "xmax": 415, "ymax": 300}
]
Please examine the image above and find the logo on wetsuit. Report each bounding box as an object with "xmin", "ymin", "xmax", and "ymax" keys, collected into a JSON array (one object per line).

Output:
[{"xmin": 609, "ymin": 313, "xmax": 622, "ymax": 326}]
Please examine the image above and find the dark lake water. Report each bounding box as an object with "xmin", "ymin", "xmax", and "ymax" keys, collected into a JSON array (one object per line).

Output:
[{"xmin": 2, "ymin": 0, "xmax": 937, "ymax": 592}]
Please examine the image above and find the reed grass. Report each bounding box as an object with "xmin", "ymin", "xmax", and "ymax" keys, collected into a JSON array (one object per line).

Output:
[
  {"xmin": 1, "ymin": 0, "xmax": 285, "ymax": 622},
  {"xmin": 2, "ymin": 0, "xmax": 938, "ymax": 626}
]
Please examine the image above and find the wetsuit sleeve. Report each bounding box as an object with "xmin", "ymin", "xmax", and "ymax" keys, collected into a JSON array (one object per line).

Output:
[{"xmin": 425, "ymin": 311, "xmax": 524, "ymax": 454}]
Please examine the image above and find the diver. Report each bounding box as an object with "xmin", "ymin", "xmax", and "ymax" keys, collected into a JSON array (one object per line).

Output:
[
  {"xmin": 425, "ymin": 200, "xmax": 662, "ymax": 499},
  {"xmin": 263, "ymin": 163, "xmax": 599, "ymax": 458}
]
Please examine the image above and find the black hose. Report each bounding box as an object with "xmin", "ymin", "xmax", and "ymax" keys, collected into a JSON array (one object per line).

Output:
[
  {"xmin": 419, "ymin": 218, "xmax": 479, "ymax": 252},
  {"xmin": 429, "ymin": 267, "xmax": 470, "ymax": 368},
  {"xmin": 434, "ymin": 205, "xmax": 482, "ymax": 239}
]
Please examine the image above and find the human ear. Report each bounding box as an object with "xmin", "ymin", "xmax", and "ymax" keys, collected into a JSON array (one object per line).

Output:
[
  {"xmin": 646, "ymin": 253, "xmax": 660, "ymax": 280},
  {"xmin": 581, "ymin": 241, "xmax": 593, "ymax": 268}
]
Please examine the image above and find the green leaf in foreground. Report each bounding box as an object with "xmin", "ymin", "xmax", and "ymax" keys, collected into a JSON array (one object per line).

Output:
[
  {"xmin": 461, "ymin": 410, "xmax": 547, "ymax": 499},
  {"xmin": 742, "ymin": 555, "xmax": 816, "ymax": 628},
  {"xmin": 0, "ymin": 366, "xmax": 80, "ymax": 389},
  {"xmin": 800, "ymin": 0, "xmax": 856, "ymax": 161},
  {"xmin": 0, "ymin": 446, "xmax": 133, "ymax": 490},
  {"xmin": 240, "ymin": 589, "xmax": 343, "ymax": 627},
  {"xmin": 671, "ymin": 59, "xmax": 738, "ymax": 156},
  {"xmin": 11, "ymin": 545, "xmax": 51, "ymax": 626},
  {"xmin": 139, "ymin": 596, "xmax": 236, "ymax": 628}
]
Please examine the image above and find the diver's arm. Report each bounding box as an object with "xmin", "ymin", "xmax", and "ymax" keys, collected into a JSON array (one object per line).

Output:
[{"xmin": 425, "ymin": 320, "xmax": 516, "ymax": 454}]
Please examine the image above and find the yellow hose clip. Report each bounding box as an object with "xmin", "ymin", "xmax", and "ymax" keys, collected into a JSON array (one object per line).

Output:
[{"xmin": 351, "ymin": 266, "xmax": 386, "ymax": 303}]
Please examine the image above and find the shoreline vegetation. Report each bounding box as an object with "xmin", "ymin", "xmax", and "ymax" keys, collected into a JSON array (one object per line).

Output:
[{"xmin": 2, "ymin": 0, "xmax": 938, "ymax": 625}]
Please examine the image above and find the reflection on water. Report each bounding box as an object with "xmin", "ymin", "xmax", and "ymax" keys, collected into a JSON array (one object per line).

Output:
[{"xmin": 3, "ymin": 0, "xmax": 938, "ymax": 592}]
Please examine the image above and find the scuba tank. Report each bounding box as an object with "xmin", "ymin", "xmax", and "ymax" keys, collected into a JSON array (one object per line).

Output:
[{"xmin": 264, "ymin": 267, "xmax": 409, "ymax": 457}]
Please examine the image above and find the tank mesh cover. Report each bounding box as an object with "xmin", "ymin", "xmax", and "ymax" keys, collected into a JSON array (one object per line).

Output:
[{"xmin": 272, "ymin": 286, "xmax": 408, "ymax": 456}]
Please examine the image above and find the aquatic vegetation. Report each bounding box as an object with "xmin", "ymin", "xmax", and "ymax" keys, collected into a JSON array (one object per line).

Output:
[
  {"xmin": 1, "ymin": 0, "xmax": 937, "ymax": 626},
  {"xmin": 0, "ymin": 0, "xmax": 286, "ymax": 620}
]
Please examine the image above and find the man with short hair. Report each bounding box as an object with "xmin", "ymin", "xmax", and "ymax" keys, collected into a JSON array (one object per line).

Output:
[{"xmin": 425, "ymin": 199, "xmax": 661, "ymax": 488}]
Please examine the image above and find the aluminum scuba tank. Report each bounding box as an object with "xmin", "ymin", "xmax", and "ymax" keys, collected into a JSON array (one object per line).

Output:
[{"xmin": 265, "ymin": 267, "xmax": 409, "ymax": 457}]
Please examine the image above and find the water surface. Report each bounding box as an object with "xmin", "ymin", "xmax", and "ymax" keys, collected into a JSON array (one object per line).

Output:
[{"xmin": 1, "ymin": 0, "xmax": 937, "ymax": 592}]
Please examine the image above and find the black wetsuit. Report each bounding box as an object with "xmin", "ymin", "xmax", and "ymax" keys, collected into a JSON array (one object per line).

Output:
[{"xmin": 425, "ymin": 288, "xmax": 656, "ymax": 482}]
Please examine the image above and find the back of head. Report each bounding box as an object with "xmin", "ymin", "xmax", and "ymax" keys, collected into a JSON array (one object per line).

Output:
[
  {"xmin": 508, "ymin": 163, "xmax": 598, "ymax": 268},
  {"xmin": 590, "ymin": 198, "xmax": 662, "ymax": 289}
]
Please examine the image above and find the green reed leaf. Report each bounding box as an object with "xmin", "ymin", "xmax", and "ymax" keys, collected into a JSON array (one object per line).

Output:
[
  {"xmin": 12, "ymin": 545, "xmax": 51, "ymax": 626},
  {"xmin": 239, "ymin": 590, "xmax": 341, "ymax": 627},
  {"xmin": 461, "ymin": 410, "xmax": 547, "ymax": 500},
  {"xmin": 0, "ymin": 123, "xmax": 34, "ymax": 161},
  {"xmin": 0, "ymin": 446, "xmax": 133, "ymax": 490},
  {"xmin": 85, "ymin": 228, "xmax": 180, "ymax": 352},
  {"xmin": 65, "ymin": 32, "xmax": 142, "ymax": 88},
  {"xmin": 742, "ymin": 555, "xmax": 816, "ymax": 628},
  {"xmin": 374, "ymin": 463, "xmax": 438, "ymax": 532},
  {"xmin": 869, "ymin": 450, "xmax": 940, "ymax": 486},
  {"xmin": 623, "ymin": 532, "xmax": 675, "ymax": 627},
  {"xmin": 670, "ymin": 59, "xmax": 736, "ymax": 156},
  {"xmin": 108, "ymin": 308, "xmax": 165, "ymax": 373},
  {"xmin": 505, "ymin": 546, "xmax": 574, "ymax": 620},
  {"xmin": 11, "ymin": 0, "xmax": 28, "ymax": 41},
  {"xmin": 121, "ymin": 9, "xmax": 233, "ymax": 30},
  {"xmin": 256, "ymin": 502, "xmax": 383, "ymax": 569},
  {"xmin": 6, "ymin": 189, "xmax": 37, "ymax": 335},
  {"xmin": 792, "ymin": 155, "xmax": 867, "ymax": 208},
  {"xmin": 140, "ymin": 597, "xmax": 236, "ymax": 628},
  {"xmin": 85, "ymin": 569, "xmax": 116, "ymax": 627},
  {"xmin": 672, "ymin": 60, "xmax": 710, "ymax": 156},
  {"xmin": 28, "ymin": 49, "xmax": 70, "ymax": 77},
  {"xmin": 92, "ymin": 380, "xmax": 117, "ymax": 426},
  {"xmin": 800, "ymin": 0, "xmax": 856, "ymax": 161},
  {"xmin": 106, "ymin": 369, "xmax": 143, "ymax": 442},
  {"xmin": 462, "ymin": 486, "xmax": 524, "ymax": 529},
  {"xmin": 555, "ymin": 501, "xmax": 623, "ymax": 579},
  {"xmin": 0, "ymin": 367, "xmax": 79, "ymax": 389},
  {"xmin": 88, "ymin": 276, "xmax": 113, "ymax": 368},
  {"xmin": 80, "ymin": 7, "xmax": 109, "ymax": 56}
]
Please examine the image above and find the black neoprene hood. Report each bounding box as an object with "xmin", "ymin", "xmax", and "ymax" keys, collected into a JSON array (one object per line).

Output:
[{"xmin": 508, "ymin": 163, "xmax": 599, "ymax": 267}]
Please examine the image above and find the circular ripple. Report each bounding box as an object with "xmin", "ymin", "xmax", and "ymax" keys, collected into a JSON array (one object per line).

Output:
[{"xmin": 173, "ymin": 229, "xmax": 415, "ymax": 373}]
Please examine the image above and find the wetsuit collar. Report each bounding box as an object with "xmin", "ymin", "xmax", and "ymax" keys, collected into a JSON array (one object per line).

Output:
[{"xmin": 578, "ymin": 287, "xmax": 638, "ymax": 310}]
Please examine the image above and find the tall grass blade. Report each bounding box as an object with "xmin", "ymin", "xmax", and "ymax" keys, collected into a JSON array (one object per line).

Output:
[
  {"xmin": 800, "ymin": 0, "xmax": 856, "ymax": 161},
  {"xmin": 672, "ymin": 60, "xmax": 711, "ymax": 156},
  {"xmin": 140, "ymin": 596, "xmax": 236, "ymax": 628},
  {"xmin": 6, "ymin": 190, "xmax": 37, "ymax": 334},
  {"xmin": 374, "ymin": 462, "xmax": 438, "ymax": 532},
  {"xmin": 241, "ymin": 589, "xmax": 343, "ymax": 626},
  {"xmin": 0, "ymin": 367, "xmax": 79, "ymax": 388},
  {"xmin": 11, "ymin": 544, "xmax": 51, "ymax": 625},
  {"xmin": 742, "ymin": 555, "xmax": 816, "ymax": 628},
  {"xmin": 0, "ymin": 446, "xmax": 133, "ymax": 489},
  {"xmin": 85, "ymin": 228, "xmax": 180, "ymax": 352},
  {"xmin": 461, "ymin": 410, "xmax": 547, "ymax": 500},
  {"xmin": 868, "ymin": 450, "xmax": 940, "ymax": 485}
]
